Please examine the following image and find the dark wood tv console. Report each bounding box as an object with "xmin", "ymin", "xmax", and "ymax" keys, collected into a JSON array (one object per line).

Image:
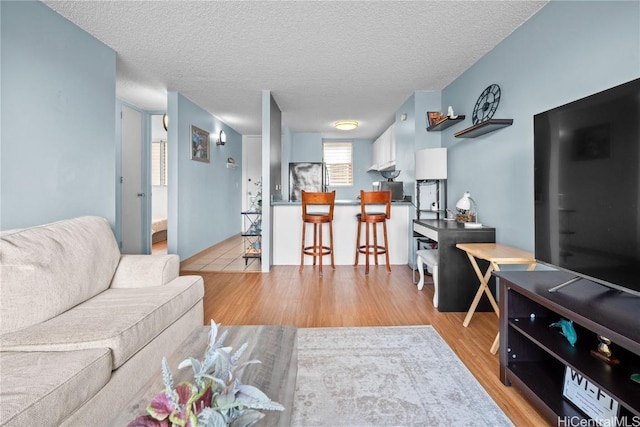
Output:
[{"xmin": 495, "ymin": 271, "xmax": 640, "ymax": 424}]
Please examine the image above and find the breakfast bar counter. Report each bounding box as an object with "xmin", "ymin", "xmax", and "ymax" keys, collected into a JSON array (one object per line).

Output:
[{"xmin": 272, "ymin": 200, "xmax": 411, "ymax": 266}]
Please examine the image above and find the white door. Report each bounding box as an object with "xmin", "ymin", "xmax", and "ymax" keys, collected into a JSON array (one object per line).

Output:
[
  {"xmin": 121, "ymin": 105, "xmax": 144, "ymax": 254},
  {"xmin": 243, "ymin": 135, "xmax": 262, "ymax": 212}
]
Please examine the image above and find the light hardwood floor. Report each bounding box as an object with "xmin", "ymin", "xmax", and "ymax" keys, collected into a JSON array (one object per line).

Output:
[{"xmin": 182, "ymin": 257, "xmax": 550, "ymax": 427}]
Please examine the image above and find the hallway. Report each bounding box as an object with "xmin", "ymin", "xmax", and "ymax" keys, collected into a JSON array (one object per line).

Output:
[{"xmin": 175, "ymin": 234, "xmax": 261, "ymax": 272}]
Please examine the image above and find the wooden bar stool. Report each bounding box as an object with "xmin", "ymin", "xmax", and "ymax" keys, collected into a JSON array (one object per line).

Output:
[
  {"xmin": 300, "ymin": 190, "xmax": 336, "ymax": 276},
  {"xmin": 354, "ymin": 190, "xmax": 392, "ymax": 274}
]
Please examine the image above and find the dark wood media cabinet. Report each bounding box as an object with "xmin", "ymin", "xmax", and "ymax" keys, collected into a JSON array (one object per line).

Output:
[{"xmin": 495, "ymin": 271, "xmax": 640, "ymax": 425}]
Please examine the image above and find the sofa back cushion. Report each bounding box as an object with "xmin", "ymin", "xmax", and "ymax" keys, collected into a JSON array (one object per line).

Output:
[{"xmin": 1, "ymin": 216, "xmax": 120, "ymax": 334}]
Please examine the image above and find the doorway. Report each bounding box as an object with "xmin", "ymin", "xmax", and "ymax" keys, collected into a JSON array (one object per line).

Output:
[
  {"xmin": 180, "ymin": 135, "xmax": 262, "ymax": 271},
  {"xmin": 243, "ymin": 135, "xmax": 262, "ymax": 213},
  {"xmin": 151, "ymin": 114, "xmax": 168, "ymax": 254}
]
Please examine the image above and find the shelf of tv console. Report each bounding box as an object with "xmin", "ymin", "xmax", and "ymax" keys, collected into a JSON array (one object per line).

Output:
[
  {"xmin": 454, "ymin": 118, "xmax": 513, "ymax": 138},
  {"xmin": 426, "ymin": 115, "xmax": 465, "ymax": 132},
  {"xmin": 494, "ymin": 270, "xmax": 640, "ymax": 425}
]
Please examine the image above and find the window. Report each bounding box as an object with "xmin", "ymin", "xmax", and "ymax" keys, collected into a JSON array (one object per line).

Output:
[
  {"xmin": 151, "ymin": 140, "xmax": 168, "ymax": 186},
  {"xmin": 323, "ymin": 142, "xmax": 353, "ymax": 186}
]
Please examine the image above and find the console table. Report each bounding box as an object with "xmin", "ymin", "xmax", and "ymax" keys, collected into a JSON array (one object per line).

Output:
[
  {"xmin": 496, "ymin": 271, "xmax": 640, "ymax": 424},
  {"xmin": 413, "ymin": 219, "xmax": 495, "ymax": 312}
]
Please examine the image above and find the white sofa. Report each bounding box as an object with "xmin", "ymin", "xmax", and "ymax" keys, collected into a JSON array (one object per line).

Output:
[{"xmin": 0, "ymin": 216, "xmax": 204, "ymax": 426}]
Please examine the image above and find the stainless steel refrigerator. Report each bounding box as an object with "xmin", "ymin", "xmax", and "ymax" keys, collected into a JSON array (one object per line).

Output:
[{"xmin": 289, "ymin": 162, "xmax": 325, "ymax": 201}]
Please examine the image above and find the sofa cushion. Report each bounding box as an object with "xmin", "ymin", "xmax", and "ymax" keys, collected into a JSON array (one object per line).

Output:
[
  {"xmin": 0, "ymin": 216, "xmax": 121, "ymax": 334},
  {"xmin": 1, "ymin": 276, "xmax": 204, "ymax": 369},
  {"xmin": 110, "ymin": 254, "xmax": 180, "ymax": 288},
  {"xmin": 0, "ymin": 349, "xmax": 112, "ymax": 427}
]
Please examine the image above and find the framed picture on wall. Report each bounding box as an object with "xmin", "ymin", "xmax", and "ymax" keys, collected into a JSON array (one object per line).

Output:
[
  {"xmin": 191, "ymin": 125, "xmax": 210, "ymax": 162},
  {"xmin": 427, "ymin": 111, "xmax": 444, "ymax": 127}
]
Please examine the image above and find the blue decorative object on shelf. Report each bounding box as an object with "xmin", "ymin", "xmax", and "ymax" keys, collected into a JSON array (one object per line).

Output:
[{"xmin": 550, "ymin": 318, "xmax": 577, "ymax": 347}]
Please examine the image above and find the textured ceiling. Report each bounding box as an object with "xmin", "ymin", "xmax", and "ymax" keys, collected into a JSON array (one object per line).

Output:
[{"xmin": 43, "ymin": 1, "xmax": 547, "ymax": 139}]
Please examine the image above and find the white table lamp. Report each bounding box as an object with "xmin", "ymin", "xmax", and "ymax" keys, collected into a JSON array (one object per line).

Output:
[{"xmin": 456, "ymin": 191, "xmax": 482, "ymax": 228}]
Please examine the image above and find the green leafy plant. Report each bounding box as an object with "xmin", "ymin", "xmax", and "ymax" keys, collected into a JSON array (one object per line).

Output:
[{"xmin": 129, "ymin": 321, "xmax": 284, "ymax": 427}]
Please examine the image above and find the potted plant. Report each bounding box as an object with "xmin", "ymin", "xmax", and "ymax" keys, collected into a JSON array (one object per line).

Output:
[{"xmin": 129, "ymin": 321, "xmax": 283, "ymax": 427}]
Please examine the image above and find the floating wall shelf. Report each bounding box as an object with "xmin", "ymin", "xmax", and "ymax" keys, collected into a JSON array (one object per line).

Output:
[
  {"xmin": 454, "ymin": 119, "xmax": 513, "ymax": 138},
  {"xmin": 427, "ymin": 115, "xmax": 466, "ymax": 132}
]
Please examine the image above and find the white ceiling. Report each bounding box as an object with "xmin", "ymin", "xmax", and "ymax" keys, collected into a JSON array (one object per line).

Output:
[{"xmin": 43, "ymin": 1, "xmax": 547, "ymax": 139}]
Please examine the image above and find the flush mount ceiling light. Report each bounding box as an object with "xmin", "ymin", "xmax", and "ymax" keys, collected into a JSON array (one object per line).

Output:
[
  {"xmin": 335, "ymin": 120, "xmax": 358, "ymax": 131},
  {"xmin": 162, "ymin": 113, "xmax": 168, "ymax": 131}
]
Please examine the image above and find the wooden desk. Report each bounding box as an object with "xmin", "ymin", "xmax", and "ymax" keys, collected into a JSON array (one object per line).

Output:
[
  {"xmin": 413, "ymin": 220, "xmax": 496, "ymax": 312},
  {"xmin": 455, "ymin": 243, "xmax": 536, "ymax": 354}
]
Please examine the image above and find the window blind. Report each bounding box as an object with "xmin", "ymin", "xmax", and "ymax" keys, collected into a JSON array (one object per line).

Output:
[
  {"xmin": 323, "ymin": 142, "xmax": 353, "ymax": 186},
  {"xmin": 151, "ymin": 140, "xmax": 168, "ymax": 186}
]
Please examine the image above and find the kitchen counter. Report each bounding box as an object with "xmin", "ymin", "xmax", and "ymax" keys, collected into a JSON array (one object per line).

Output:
[
  {"xmin": 272, "ymin": 199, "xmax": 412, "ymax": 206},
  {"xmin": 272, "ymin": 202, "xmax": 410, "ymax": 265}
]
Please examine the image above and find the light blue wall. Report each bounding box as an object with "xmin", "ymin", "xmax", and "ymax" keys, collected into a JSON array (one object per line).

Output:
[
  {"xmin": 0, "ymin": 1, "xmax": 116, "ymax": 229},
  {"xmin": 167, "ymin": 92, "xmax": 242, "ymax": 259},
  {"xmin": 392, "ymin": 91, "xmax": 444, "ymax": 206},
  {"xmin": 393, "ymin": 95, "xmax": 417, "ymax": 200},
  {"xmin": 291, "ymin": 133, "xmax": 322, "ymax": 161},
  {"xmin": 441, "ymin": 0, "xmax": 640, "ymax": 251}
]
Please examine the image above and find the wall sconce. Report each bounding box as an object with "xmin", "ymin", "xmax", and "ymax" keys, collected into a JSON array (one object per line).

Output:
[
  {"xmin": 455, "ymin": 191, "xmax": 482, "ymax": 228},
  {"xmin": 216, "ymin": 130, "xmax": 226, "ymax": 145},
  {"xmin": 162, "ymin": 114, "xmax": 168, "ymax": 131}
]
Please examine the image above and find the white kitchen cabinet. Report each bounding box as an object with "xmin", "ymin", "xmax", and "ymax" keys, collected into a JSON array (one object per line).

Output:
[{"xmin": 369, "ymin": 124, "xmax": 396, "ymax": 171}]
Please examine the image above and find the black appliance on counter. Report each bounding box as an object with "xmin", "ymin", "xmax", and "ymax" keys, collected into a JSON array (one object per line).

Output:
[
  {"xmin": 375, "ymin": 170, "xmax": 404, "ymax": 201},
  {"xmin": 380, "ymin": 181, "xmax": 404, "ymax": 201}
]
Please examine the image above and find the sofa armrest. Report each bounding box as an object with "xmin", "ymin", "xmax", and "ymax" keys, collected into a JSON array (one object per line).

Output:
[{"xmin": 110, "ymin": 254, "xmax": 180, "ymax": 288}]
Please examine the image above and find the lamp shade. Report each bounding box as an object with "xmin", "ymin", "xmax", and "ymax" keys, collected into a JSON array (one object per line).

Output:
[
  {"xmin": 415, "ymin": 148, "xmax": 447, "ymax": 180},
  {"xmin": 455, "ymin": 191, "xmax": 472, "ymax": 211}
]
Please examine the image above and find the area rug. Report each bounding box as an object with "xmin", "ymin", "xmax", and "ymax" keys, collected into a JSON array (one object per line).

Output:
[{"xmin": 291, "ymin": 326, "xmax": 513, "ymax": 427}]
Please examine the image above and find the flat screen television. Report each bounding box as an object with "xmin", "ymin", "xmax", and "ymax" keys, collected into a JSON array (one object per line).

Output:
[{"xmin": 534, "ymin": 78, "xmax": 640, "ymax": 297}]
